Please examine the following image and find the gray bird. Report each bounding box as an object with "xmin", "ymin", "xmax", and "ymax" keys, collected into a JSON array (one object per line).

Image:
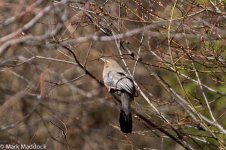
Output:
[{"xmin": 100, "ymin": 58, "xmax": 136, "ymax": 133}]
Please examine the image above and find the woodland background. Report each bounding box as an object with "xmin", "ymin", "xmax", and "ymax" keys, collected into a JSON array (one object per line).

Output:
[{"xmin": 0, "ymin": 0, "xmax": 225, "ymax": 150}]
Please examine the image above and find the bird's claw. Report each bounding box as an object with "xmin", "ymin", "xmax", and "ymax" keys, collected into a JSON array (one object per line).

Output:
[{"xmin": 108, "ymin": 87, "xmax": 117, "ymax": 92}]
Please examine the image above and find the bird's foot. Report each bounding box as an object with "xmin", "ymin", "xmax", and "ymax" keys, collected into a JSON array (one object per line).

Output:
[{"xmin": 108, "ymin": 87, "xmax": 117, "ymax": 92}]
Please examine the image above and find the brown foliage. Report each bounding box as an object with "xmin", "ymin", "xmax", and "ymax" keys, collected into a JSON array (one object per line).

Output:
[{"xmin": 0, "ymin": 0, "xmax": 225, "ymax": 149}]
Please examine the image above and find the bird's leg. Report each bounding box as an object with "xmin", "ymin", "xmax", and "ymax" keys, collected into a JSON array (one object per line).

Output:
[
  {"xmin": 108, "ymin": 87, "xmax": 117, "ymax": 92},
  {"xmin": 108, "ymin": 87, "xmax": 122, "ymax": 97}
]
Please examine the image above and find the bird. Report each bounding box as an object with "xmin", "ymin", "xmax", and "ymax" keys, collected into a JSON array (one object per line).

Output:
[{"xmin": 100, "ymin": 57, "xmax": 136, "ymax": 133}]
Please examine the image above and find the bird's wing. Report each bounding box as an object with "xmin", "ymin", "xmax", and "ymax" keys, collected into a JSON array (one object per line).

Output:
[{"xmin": 105, "ymin": 71, "xmax": 135, "ymax": 95}]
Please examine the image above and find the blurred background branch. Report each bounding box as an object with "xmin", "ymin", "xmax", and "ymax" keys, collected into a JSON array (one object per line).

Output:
[{"xmin": 0, "ymin": 0, "xmax": 225, "ymax": 149}]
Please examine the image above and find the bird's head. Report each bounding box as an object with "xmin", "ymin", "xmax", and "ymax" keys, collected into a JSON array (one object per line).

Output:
[{"xmin": 99, "ymin": 57, "xmax": 120, "ymax": 69}]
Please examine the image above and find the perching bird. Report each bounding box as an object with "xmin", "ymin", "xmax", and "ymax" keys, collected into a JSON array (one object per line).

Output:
[{"xmin": 100, "ymin": 58, "xmax": 136, "ymax": 133}]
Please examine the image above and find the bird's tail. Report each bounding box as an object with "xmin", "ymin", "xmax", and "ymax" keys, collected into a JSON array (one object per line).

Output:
[{"xmin": 119, "ymin": 92, "xmax": 132, "ymax": 133}]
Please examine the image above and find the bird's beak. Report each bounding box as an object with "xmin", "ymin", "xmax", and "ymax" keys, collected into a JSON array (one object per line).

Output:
[
  {"xmin": 99, "ymin": 57, "xmax": 106, "ymax": 62},
  {"xmin": 100, "ymin": 57, "xmax": 111, "ymax": 63}
]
